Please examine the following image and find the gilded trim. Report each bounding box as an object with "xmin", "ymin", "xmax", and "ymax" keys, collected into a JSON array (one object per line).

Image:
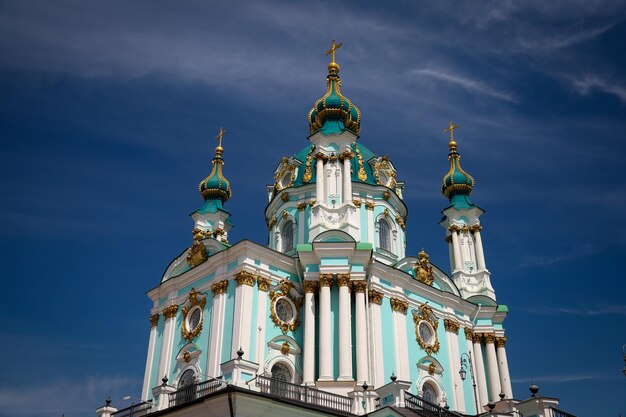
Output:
[
  {"xmin": 472, "ymin": 333, "xmax": 483, "ymax": 344},
  {"xmin": 413, "ymin": 249, "xmax": 434, "ymax": 286},
  {"xmin": 187, "ymin": 240, "xmax": 208, "ymax": 268},
  {"xmin": 303, "ymin": 145, "xmax": 315, "ymax": 183},
  {"xmin": 353, "ymin": 199, "xmax": 362, "ymax": 208},
  {"xmin": 354, "ymin": 144, "xmax": 367, "ymax": 182},
  {"xmin": 297, "ymin": 202, "xmax": 307, "ymax": 212},
  {"xmin": 269, "ymin": 280, "xmax": 302, "ymax": 334},
  {"xmin": 181, "ymin": 288, "xmax": 206, "ymax": 341},
  {"xmin": 365, "ymin": 202, "xmax": 375, "ymax": 211},
  {"xmin": 413, "ymin": 304, "xmax": 440, "ymax": 355}
]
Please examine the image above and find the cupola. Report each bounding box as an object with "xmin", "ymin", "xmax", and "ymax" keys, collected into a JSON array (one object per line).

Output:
[
  {"xmin": 308, "ymin": 40, "xmax": 361, "ymax": 136},
  {"xmin": 199, "ymin": 128, "xmax": 232, "ymax": 205},
  {"xmin": 441, "ymin": 122, "xmax": 475, "ymax": 207}
]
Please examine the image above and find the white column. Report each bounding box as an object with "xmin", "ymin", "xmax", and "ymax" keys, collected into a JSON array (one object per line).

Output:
[
  {"xmin": 157, "ymin": 305, "xmax": 178, "ymax": 382},
  {"xmin": 303, "ymin": 281, "xmax": 317, "ymax": 385},
  {"xmin": 342, "ymin": 154, "xmax": 352, "ymax": 204},
  {"xmin": 298, "ymin": 206, "xmax": 305, "ymax": 244},
  {"xmin": 450, "ymin": 227, "xmax": 462, "ymax": 272},
  {"xmin": 368, "ymin": 290, "xmax": 385, "ymax": 388},
  {"xmin": 354, "ymin": 282, "xmax": 368, "ymax": 385},
  {"xmin": 318, "ymin": 274, "xmax": 333, "ymax": 380},
  {"xmin": 472, "ymin": 332, "xmax": 489, "ymax": 407},
  {"xmin": 316, "ymin": 156, "xmax": 325, "ymax": 205},
  {"xmin": 207, "ymin": 280, "xmax": 228, "ymax": 377},
  {"xmin": 390, "ymin": 298, "xmax": 410, "ymax": 381},
  {"xmin": 232, "ymin": 272, "xmax": 254, "ymax": 359},
  {"xmin": 472, "ymin": 227, "xmax": 487, "ymax": 271},
  {"xmin": 255, "ymin": 277, "xmax": 270, "ymax": 369},
  {"xmin": 447, "ymin": 237, "xmax": 455, "ymax": 273},
  {"xmin": 484, "ymin": 333, "xmax": 502, "ymax": 401},
  {"xmin": 366, "ymin": 203, "xmax": 375, "ymax": 245},
  {"xmin": 337, "ymin": 274, "xmax": 353, "ymax": 381},
  {"xmin": 496, "ymin": 336, "xmax": 513, "ymax": 399},
  {"xmin": 445, "ymin": 320, "xmax": 465, "ymax": 413},
  {"xmin": 141, "ymin": 314, "xmax": 159, "ymax": 399}
]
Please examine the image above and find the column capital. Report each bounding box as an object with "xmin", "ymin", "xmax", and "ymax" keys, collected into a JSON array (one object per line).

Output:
[
  {"xmin": 352, "ymin": 199, "xmax": 362, "ymax": 208},
  {"xmin": 464, "ymin": 327, "xmax": 474, "ymax": 341},
  {"xmin": 470, "ymin": 224, "xmax": 483, "ymax": 233},
  {"xmin": 448, "ymin": 225, "xmax": 461, "ymax": 233},
  {"xmin": 445, "ymin": 235, "xmax": 452, "ymax": 243},
  {"xmin": 303, "ymin": 280, "xmax": 319, "ymax": 293},
  {"xmin": 483, "ymin": 332, "xmax": 496, "ymax": 344},
  {"xmin": 297, "ymin": 202, "xmax": 307, "ymax": 211},
  {"xmin": 365, "ymin": 202, "xmax": 375, "ymax": 211},
  {"xmin": 472, "ymin": 332, "xmax": 483, "ymax": 344},
  {"xmin": 234, "ymin": 270, "xmax": 256, "ymax": 287},
  {"xmin": 211, "ymin": 280, "xmax": 229, "ymax": 296},
  {"xmin": 339, "ymin": 150, "xmax": 354, "ymax": 160},
  {"xmin": 314, "ymin": 152, "xmax": 328, "ymax": 162},
  {"xmin": 353, "ymin": 281, "xmax": 367, "ymax": 293},
  {"xmin": 336, "ymin": 273, "xmax": 351, "ymax": 289},
  {"xmin": 319, "ymin": 274, "xmax": 334, "ymax": 287},
  {"xmin": 495, "ymin": 336, "xmax": 507, "ymax": 348},
  {"xmin": 443, "ymin": 318, "xmax": 460, "ymax": 334},
  {"xmin": 150, "ymin": 314, "xmax": 160, "ymax": 327},
  {"xmin": 390, "ymin": 297, "xmax": 408, "ymax": 315},
  {"xmin": 257, "ymin": 276, "xmax": 271, "ymax": 291},
  {"xmin": 368, "ymin": 289, "xmax": 384, "ymax": 305},
  {"xmin": 163, "ymin": 304, "xmax": 178, "ymax": 319}
]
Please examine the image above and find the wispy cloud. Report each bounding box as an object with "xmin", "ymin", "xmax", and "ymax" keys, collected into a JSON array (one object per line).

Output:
[
  {"xmin": 409, "ymin": 68, "xmax": 517, "ymax": 102},
  {"xmin": 518, "ymin": 244, "xmax": 600, "ymax": 267},
  {"xmin": 512, "ymin": 371, "xmax": 618, "ymax": 384},
  {"xmin": 568, "ymin": 74, "xmax": 626, "ymax": 102},
  {"xmin": 519, "ymin": 305, "xmax": 626, "ymax": 316},
  {"xmin": 518, "ymin": 21, "xmax": 619, "ymax": 51}
]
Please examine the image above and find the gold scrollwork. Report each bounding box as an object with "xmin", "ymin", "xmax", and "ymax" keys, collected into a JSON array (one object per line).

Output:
[
  {"xmin": 181, "ymin": 288, "xmax": 207, "ymax": 341},
  {"xmin": 211, "ymin": 280, "xmax": 229, "ymax": 297},
  {"xmin": 354, "ymin": 144, "xmax": 367, "ymax": 182},
  {"xmin": 163, "ymin": 304, "xmax": 179, "ymax": 320},
  {"xmin": 413, "ymin": 249, "xmax": 434, "ymax": 286},
  {"xmin": 483, "ymin": 332, "xmax": 496, "ymax": 344},
  {"xmin": 274, "ymin": 157, "xmax": 296, "ymax": 191},
  {"xmin": 257, "ymin": 276, "xmax": 271, "ymax": 292},
  {"xmin": 187, "ymin": 240, "xmax": 208, "ymax": 268},
  {"xmin": 373, "ymin": 156, "xmax": 397, "ymax": 189},
  {"xmin": 319, "ymin": 274, "xmax": 334, "ymax": 287},
  {"xmin": 269, "ymin": 279, "xmax": 302, "ymax": 334},
  {"xmin": 443, "ymin": 318, "xmax": 460, "ymax": 334},
  {"xmin": 496, "ymin": 336, "xmax": 507, "ymax": 348},
  {"xmin": 390, "ymin": 297, "xmax": 409, "ymax": 315},
  {"xmin": 150, "ymin": 314, "xmax": 160, "ymax": 327},
  {"xmin": 303, "ymin": 280, "xmax": 319, "ymax": 293},
  {"xmin": 368, "ymin": 289, "xmax": 384, "ymax": 304},
  {"xmin": 353, "ymin": 281, "xmax": 367, "ymax": 293},
  {"xmin": 234, "ymin": 270, "xmax": 256, "ymax": 287},
  {"xmin": 303, "ymin": 146, "xmax": 315, "ymax": 183},
  {"xmin": 413, "ymin": 304, "xmax": 440, "ymax": 355}
]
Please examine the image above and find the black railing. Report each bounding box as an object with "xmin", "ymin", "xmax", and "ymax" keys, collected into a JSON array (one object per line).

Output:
[
  {"xmin": 112, "ymin": 402, "xmax": 153, "ymax": 417},
  {"xmin": 256, "ymin": 375, "xmax": 352, "ymax": 413},
  {"xmin": 551, "ymin": 407, "xmax": 577, "ymax": 417},
  {"xmin": 168, "ymin": 378, "xmax": 225, "ymax": 408},
  {"xmin": 374, "ymin": 396, "xmax": 380, "ymax": 409},
  {"xmin": 404, "ymin": 391, "xmax": 465, "ymax": 417}
]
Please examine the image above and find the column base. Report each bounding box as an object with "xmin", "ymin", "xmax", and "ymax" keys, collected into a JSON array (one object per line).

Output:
[
  {"xmin": 337, "ymin": 376, "xmax": 354, "ymax": 382},
  {"xmin": 317, "ymin": 376, "xmax": 334, "ymax": 382}
]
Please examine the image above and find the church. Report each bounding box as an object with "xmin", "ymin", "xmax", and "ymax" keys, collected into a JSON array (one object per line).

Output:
[{"xmin": 97, "ymin": 42, "xmax": 576, "ymax": 417}]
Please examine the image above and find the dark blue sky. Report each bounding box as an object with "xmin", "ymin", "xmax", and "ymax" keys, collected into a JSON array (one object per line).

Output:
[{"xmin": 1, "ymin": 1, "xmax": 625, "ymax": 416}]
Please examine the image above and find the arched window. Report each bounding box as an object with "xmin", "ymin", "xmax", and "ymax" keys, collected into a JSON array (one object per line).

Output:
[
  {"xmin": 281, "ymin": 221, "xmax": 294, "ymax": 252},
  {"xmin": 270, "ymin": 362, "xmax": 292, "ymax": 398},
  {"xmin": 177, "ymin": 369, "xmax": 197, "ymax": 405},
  {"xmin": 422, "ymin": 381, "xmax": 437, "ymax": 404},
  {"xmin": 378, "ymin": 220, "xmax": 391, "ymax": 252}
]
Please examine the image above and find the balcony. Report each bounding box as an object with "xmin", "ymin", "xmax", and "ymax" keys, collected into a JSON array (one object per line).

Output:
[{"xmin": 167, "ymin": 378, "xmax": 226, "ymax": 408}]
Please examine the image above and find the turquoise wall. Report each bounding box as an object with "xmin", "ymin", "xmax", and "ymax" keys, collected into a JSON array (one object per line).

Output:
[{"xmin": 220, "ymin": 283, "xmax": 236, "ymax": 365}]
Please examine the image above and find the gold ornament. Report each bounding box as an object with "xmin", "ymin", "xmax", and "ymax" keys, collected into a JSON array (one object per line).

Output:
[
  {"xmin": 181, "ymin": 288, "xmax": 207, "ymax": 342},
  {"xmin": 303, "ymin": 146, "xmax": 315, "ymax": 183},
  {"xmin": 319, "ymin": 274, "xmax": 334, "ymax": 287},
  {"xmin": 354, "ymin": 144, "xmax": 367, "ymax": 181},
  {"xmin": 257, "ymin": 276, "xmax": 271, "ymax": 292},
  {"xmin": 187, "ymin": 240, "xmax": 208, "ymax": 268},
  {"xmin": 353, "ymin": 281, "xmax": 367, "ymax": 293},
  {"xmin": 163, "ymin": 305, "xmax": 179, "ymax": 320},
  {"xmin": 268, "ymin": 280, "xmax": 301, "ymax": 334},
  {"xmin": 464, "ymin": 327, "xmax": 474, "ymax": 341},
  {"xmin": 211, "ymin": 280, "xmax": 229, "ymax": 297},
  {"xmin": 413, "ymin": 304, "xmax": 440, "ymax": 355},
  {"xmin": 443, "ymin": 319, "xmax": 460, "ymax": 334},
  {"xmin": 281, "ymin": 341, "xmax": 291, "ymax": 355},
  {"xmin": 483, "ymin": 332, "xmax": 496, "ymax": 344},
  {"xmin": 413, "ymin": 249, "xmax": 434, "ymax": 286},
  {"xmin": 390, "ymin": 297, "xmax": 408, "ymax": 315},
  {"xmin": 368, "ymin": 289, "xmax": 384, "ymax": 305},
  {"xmin": 303, "ymin": 280, "xmax": 318, "ymax": 294},
  {"xmin": 496, "ymin": 336, "xmax": 507, "ymax": 348},
  {"xmin": 336, "ymin": 273, "xmax": 351, "ymax": 289},
  {"xmin": 150, "ymin": 314, "xmax": 159, "ymax": 327},
  {"xmin": 234, "ymin": 270, "xmax": 256, "ymax": 287}
]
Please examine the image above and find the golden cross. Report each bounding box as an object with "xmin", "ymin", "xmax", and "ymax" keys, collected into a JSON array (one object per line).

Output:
[
  {"xmin": 443, "ymin": 121, "xmax": 459, "ymax": 141},
  {"xmin": 215, "ymin": 127, "xmax": 226, "ymax": 147},
  {"xmin": 325, "ymin": 40, "xmax": 343, "ymax": 63}
]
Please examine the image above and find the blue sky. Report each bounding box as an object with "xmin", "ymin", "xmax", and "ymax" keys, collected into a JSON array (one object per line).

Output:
[{"xmin": 0, "ymin": 1, "xmax": 625, "ymax": 416}]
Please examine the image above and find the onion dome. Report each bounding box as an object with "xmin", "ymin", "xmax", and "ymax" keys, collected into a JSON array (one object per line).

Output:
[
  {"xmin": 441, "ymin": 122, "xmax": 475, "ymax": 202},
  {"xmin": 308, "ymin": 41, "xmax": 361, "ymax": 135},
  {"xmin": 199, "ymin": 129, "xmax": 231, "ymax": 203}
]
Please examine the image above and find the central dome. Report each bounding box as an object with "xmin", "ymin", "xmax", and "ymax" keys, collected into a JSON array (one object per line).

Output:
[{"xmin": 308, "ymin": 62, "xmax": 361, "ymax": 135}]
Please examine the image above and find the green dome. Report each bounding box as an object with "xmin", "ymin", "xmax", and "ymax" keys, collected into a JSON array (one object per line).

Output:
[
  {"xmin": 442, "ymin": 139, "xmax": 474, "ymax": 199},
  {"xmin": 308, "ymin": 62, "xmax": 361, "ymax": 135},
  {"xmin": 199, "ymin": 145, "xmax": 231, "ymax": 202}
]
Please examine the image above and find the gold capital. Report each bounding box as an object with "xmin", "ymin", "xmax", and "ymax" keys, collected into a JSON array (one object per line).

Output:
[
  {"xmin": 353, "ymin": 281, "xmax": 367, "ymax": 293},
  {"xmin": 297, "ymin": 202, "xmax": 307, "ymax": 212},
  {"xmin": 211, "ymin": 280, "xmax": 229, "ymax": 296},
  {"xmin": 163, "ymin": 305, "xmax": 179, "ymax": 320},
  {"xmin": 390, "ymin": 297, "xmax": 408, "ymax": 315},
  {"xmin": 472, "ymin": 333, "xmax": 483, "ymax": 344},
  {"xmin": 496, "ymin": 336, "xmax": 507, "ymax": 348},
  {"xmin": 319, "ymin": 274, "xmax": 334, "ymax": 287},
  {"xmin": 443, "ymin": 318, "xmax": 460, "ymax": 334},
  {"xmin": 150, "ymin": 314, "xmax": 160, "ymax": 327},
  {"xmin": 303, "ymin": 280, "xmax": 319, "ymax": 293},
  {"xmin": 364, "ymin": 202, "xmax": 375, "ymax": 211},
  {"xmin": 483, "ymin": 332, "xmax": 496, "ymax": 344},
  {"xmin": 336, "ymin": 273, "xmax": 351, "ymax": 289},
  {"xmin": 368, "ymin": 289, "xmax": 384, "ymax": 305},
  {"xmin": 464, "ymin": 327, "xmax": 474, "ymax": 341},
  {"xmin": 234, "ymin": 270, "xmax": 256, "ymax": 287},
  {"xmin": 257, "ymin": 276, "xmax": 271, "ymax": 292}
]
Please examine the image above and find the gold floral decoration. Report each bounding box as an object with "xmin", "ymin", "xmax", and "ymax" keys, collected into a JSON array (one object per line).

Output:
[
  {"xmin": 336, "ymin": 273, "xmax": 351, "ymax": 290},
  {"xmin": 364, "ymin": 202, "xmax": 375, "ymax": 211},
  {"xmin": 354, "ymin": 144, "xmax": 367, "ymax": 182},
  {"xmin": 413, "ymin": 303, "xmax": 440, "ymax": 355},
  {"xmin": 268, "ymin": 279, "xmax": 302, "ymax": 334},
  {"xmin": 183, "ymin": 351, "xmax": 191, "ymax": 363},
  {"xmin": 413, "ymin": 249, "xmax": 434, "ymax": 286},
  {"xmin": 274, "ymin": 157, "xmax": 296, "ymax": 191},
  {"xmin": 483, "ymin": 332, "xmax": 496, "ymax": 344},
  {"xmin": 297, "ymin": 202, "xmax": 307, "ymax": 211},
  {"xmin": 472, "ymin": 333, "xmax": 483, "ymax": 344},
  {"xmin": 181, "ymin": 288, "xmax": 207, "ymax": 342},
  {"xmin": 352, "ymin": 199, "xmax": 362, "ymax": 208},
  {"xmin": 428, "ymin": 362, "xmax": 436, "ymax": 375},
  {"xmin": 281, "ymin": 192, "xmax": 289, "ymax": 202},
  {"xmin": 302, "ymin": 146, "xmax": 315, "ymax": 183},
  {"xmin": 373, "ymin": 156, "xmax": 397, "ymax": 188}
]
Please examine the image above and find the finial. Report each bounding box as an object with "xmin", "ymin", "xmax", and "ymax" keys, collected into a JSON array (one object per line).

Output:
[
  {"xmin": 444, "ymin": 121, "xmax": 459, "ymax": 149},
  {"xmin": 325, "ymin": 40, "xmax": 342, "ymax": 73},
  {"xmin": 214, "ymin": 127, "xmax": 226, "ymax": 156}
]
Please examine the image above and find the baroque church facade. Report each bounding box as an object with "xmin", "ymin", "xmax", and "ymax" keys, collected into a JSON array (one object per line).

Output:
[{"xmin": 97, "ymin": 44, "xmax": 576, "ymax": 417}]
